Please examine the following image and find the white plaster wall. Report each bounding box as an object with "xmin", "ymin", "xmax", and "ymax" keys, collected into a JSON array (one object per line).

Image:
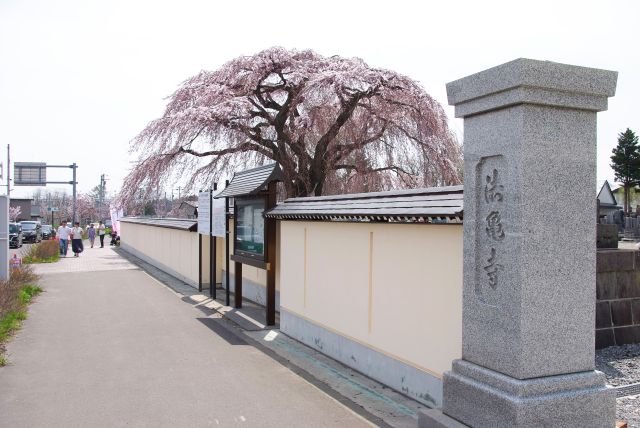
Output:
[
  {"xmin": 120, "ymin": 220, "xmax": 278, "ymax": 293},
  {"xmin": 279, "ymin": 221, "xmax": 463, "ymax": 378},
  {"xmin": 120, "ymin": 222, "xmax": 201, "ymax": 286}
]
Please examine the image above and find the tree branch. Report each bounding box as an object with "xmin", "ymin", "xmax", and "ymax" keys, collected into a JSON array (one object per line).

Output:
[
  {"xmin": 334, "ymin": 164, "xmax": 416, "ymax": 176},
  {"xmin": 178, "ymin": 142, "xmax": 272, "ymax": 159}
]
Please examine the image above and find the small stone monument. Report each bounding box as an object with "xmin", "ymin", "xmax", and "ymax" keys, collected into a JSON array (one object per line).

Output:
[{"xmin": 421, "ymin": 59, "xmax": 618, "ymax": 427}]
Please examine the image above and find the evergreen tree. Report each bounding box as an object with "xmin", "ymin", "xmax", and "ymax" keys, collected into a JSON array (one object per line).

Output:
[{"xmin": 611, "ymin": 128, "xmax": 640, "ymax": 214}]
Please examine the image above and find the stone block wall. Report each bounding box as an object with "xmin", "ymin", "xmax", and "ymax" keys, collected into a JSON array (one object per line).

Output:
[{"xmin": 596, "ymin": 249, "xmax": 640, "ymax": 348}]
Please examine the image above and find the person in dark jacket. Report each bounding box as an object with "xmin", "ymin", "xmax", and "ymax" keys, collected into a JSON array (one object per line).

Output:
[{"xmin": 70, "ymin": 222, "xmax": 84, "ymax": 257}]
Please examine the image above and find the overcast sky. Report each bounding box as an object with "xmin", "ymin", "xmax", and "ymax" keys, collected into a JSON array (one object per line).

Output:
[{"xmin": 1, "ymin": 0, "xmax": 638, "ymax": 199}]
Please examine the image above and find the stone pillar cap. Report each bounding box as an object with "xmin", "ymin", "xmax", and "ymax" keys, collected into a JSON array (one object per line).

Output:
[{"xmin": 446, "ymin": 58, "xmax": 617, "ymax": 118}]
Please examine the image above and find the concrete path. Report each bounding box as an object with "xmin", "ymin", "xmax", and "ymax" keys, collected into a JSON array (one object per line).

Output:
[
  {"xmin": 34, "ymin": 240, "xmax": 136, "ymax": 274},
  {"xmin": 0, "ymin": 246, "xmax": 372, "ymax": 427}
]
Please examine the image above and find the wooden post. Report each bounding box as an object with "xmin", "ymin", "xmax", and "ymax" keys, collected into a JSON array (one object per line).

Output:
[
  {"xmin": 225, "ymin": 180, "xmax": 230, "ymax": 306},
  {"xmin": 265, "ymin": 181, "xmax": 277, "ymax": 326},
  {"xmin": 211, "ymin": 183, "xmax": 217, "ymax": 299},
  {"xmin": 198, "ymin": 233, "xmax": 202, "ymax": 292},
  {"xmin": 234, "ymin": 261, "xmax": 242, "ymax": 308}
]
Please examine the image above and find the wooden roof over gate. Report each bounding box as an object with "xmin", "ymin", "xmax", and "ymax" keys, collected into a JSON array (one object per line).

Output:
[
  {"xmin": 216, "ymin": 163, "xmax": 283, "ymax": 198},
  {"xmin": 265, "ymin": 185, "xmax": 463, "ymax": 223}
]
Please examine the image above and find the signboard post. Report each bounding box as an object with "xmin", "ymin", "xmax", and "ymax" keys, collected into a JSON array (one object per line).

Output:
[
  {"xmin": 197, "ymin": 190, "xmax": 210, "ymax": 292},
  {"xmin": 13, "ymin": 162, "xmax": 78, "ymax": 223},
  {"xmin": 224, "ymin": 180, "xmax": 230, "ymax": 306},
  {"xmin": 0, "ymin": 196, "xmax": 8, "ymax": 280},
  {"xmin": 47, "ymin": 206, "xmax": 59, "ymax": 226},
  {"xmin": 215, "ymin": 163, "xmax": 283, "ymax": 325},
  {"xmin": 197, "ymin": 187, "xmax": 225, "ymax": 297},
  {"xmin": 210, "ymin": 185, "xmax": 215, "ymax": 298}
]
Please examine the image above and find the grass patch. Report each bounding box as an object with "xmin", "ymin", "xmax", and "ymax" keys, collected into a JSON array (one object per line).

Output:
[
  {"xmin": 23, "ymin": 255, "xmax": 59, "ymax": 264},
  {"xmin": 22, "ymin": 240, "xmax": 60, "ymax": 264},
  {"xmin": 0, "ymin": 311, "xmax": 28, "ymax": 342},
  {"xmin": 18, "ymin": 285, "xmax": 43, "ymax": 305},
  {"xmin": 0, "ymin": 266, "xmax": 41, "ymax": 366}
]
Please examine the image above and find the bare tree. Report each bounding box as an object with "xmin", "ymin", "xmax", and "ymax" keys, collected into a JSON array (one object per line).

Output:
[{"xmin": 121, "ymin": 47, "xmax": 461, "ymax": 203}]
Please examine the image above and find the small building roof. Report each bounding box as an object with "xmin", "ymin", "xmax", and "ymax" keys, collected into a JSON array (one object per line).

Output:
[
  {"xmin": 179, "ymin": 200, "xmax": 198, "ymax": 209},
  {"xmin": 216, "ymin": 163, "xmax": 283, "ymax": 198},
  {"xmin": 597, "ymin": 180, "xmax": 619, "ymax": 207},
  {"xmin": 265, "ymin": 185, "xmax": 463, "ymax": 223},
  {"xmin": 120, "ymin": 217, "xmax": 197, "ymax": 231}
]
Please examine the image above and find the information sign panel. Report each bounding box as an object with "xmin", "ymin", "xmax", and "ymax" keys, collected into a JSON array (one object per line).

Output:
[
  {"xmin": 212, "ymin": 197, "xmax": 225, "ymax": 237},
  {"xmin": 14, "ymin": 162, "xmax": 46, "ymax": 186},
  {"xmin": 234, "ymin": 197, "xmax": 265, "ymax": 259},
  {"xmin": 197, "ymin": 191, "xmax": 210, "ymax": 235}
]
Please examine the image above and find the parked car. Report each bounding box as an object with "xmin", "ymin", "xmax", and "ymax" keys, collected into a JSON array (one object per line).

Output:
[
  {"xmin": 20, "ymin": 221, "xmax": 42, "ymax": 243},
  {"xmin": 41, "ymin": 224, "xmax": 55, "ymax": 240},
  {"xmin": 9, "ymin": 223, "xmax": 23, "ymax": 248}
]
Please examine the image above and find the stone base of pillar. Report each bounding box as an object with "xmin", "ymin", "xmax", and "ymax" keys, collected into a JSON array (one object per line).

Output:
[{"xmin": 419, "ymin": 360, "xmax": 615, "ymax": 428}]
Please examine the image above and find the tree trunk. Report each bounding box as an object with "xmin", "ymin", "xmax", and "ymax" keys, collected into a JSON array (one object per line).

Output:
[{"xmin": 625, "ymin": 184, "xmax": 630, "ymax": 215}]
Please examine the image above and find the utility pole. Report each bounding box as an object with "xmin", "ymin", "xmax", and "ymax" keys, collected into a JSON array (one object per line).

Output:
[
  {"xmin": 6, "ymin": 144, "xmax": 10, "ymax": 198},
  {"xmin": 164, "ymin": 191, "xmax": 168, "ymax": 214},
  {"xmin": 71, "ymin": 163, "xmax": 77, "ymax": 224},
  {"xmin": 98, "ymin": 173, "xmax": 107, "ymax": 220}
]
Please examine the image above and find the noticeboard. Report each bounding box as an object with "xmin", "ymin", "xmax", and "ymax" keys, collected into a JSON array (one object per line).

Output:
[
  {"xmin": 212, "ymin": 197, "xmax": 225, "ymax": 237},
  {"xmin": 197, "ymin": 191, "xmax": 210, "ymax": 235},
  {"xmin": 198, "ymin": 190, "xmax": 226, "ymax": 237},
  {"xmin": 234, "ymin": 197, "xmax": 265, "ymax": 259}
]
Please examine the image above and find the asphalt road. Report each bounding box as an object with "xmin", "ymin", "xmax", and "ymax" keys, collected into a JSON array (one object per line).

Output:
[{"xmin": 0, "ymin": 265, "xmax": 371, "ymax": 427}]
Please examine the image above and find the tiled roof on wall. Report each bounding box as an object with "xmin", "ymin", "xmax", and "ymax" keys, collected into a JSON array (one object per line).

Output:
[
  {"xmin": 120, "ymin": 217, "xmax": 198, "ymax": 231},
  {"xmin": 265, "ymin": 186, "xmax": 463, "ymax": 223}
]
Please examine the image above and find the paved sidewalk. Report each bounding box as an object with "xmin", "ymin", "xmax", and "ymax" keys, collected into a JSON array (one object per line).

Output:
[
  {"xmin": 0, "ymin": 247, "xmax": 372, "ymax": 427},
  {"xmin": 32, "ymin": 240, "xmax": 136, "ymax": 275},
  {"xmin": 117, "ymin": 247, "xmax": 425, "ymax": 427}
]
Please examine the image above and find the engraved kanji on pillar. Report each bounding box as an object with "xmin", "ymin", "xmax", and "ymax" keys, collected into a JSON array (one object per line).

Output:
[{"xmin": 475, "ymin": 156, "xmax": 507, "ymax": 305}]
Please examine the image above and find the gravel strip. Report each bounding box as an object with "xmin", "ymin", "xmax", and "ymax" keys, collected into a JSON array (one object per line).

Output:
[
  {"xmin": 617, "ymin": 395, "xmax": 640, "ymax": 428},
  {"xmin": 596, "ymin": 344, "xmax": 640, "ymax": 387},
  {"xmin": 596, "ymin": 344, "xmax": 640, "ymax": 427}
]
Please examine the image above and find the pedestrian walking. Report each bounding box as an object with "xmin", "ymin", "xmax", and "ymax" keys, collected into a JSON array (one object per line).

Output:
[
  {"xmin": 98, "ymin": 221, "xmax": 106, "ymax": 248},
  {"xmin": 71, "ymin": 222, "xmax": 84, "ymax": 257},
  {"xmin": 57, "ymin": 221, "xmax": 71, "ymax": 257},
  {"xmin": 88, "ymin": 223, "xmax": 96, "ymax": 248}
]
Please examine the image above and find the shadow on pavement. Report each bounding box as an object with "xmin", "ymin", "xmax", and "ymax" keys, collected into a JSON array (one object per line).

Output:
[{"xmin": 197, "ymin": 318, "xmax": 248, "ymax": 346}]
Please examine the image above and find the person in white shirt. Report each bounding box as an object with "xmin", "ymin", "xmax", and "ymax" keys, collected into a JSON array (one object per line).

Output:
[
  {"xmin": 70, "ymin": 222, "xmax": 84, "ymax": 257},
  {"xmin": 98, "ymin": 221, "xmax": 106, "ymax": 248},
  {"xmin": 57, "ymin": 221, "xmax": 71, "ymax": 257}
]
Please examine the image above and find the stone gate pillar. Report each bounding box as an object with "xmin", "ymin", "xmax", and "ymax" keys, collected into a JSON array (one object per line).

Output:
[{"xmin": 421, "ymin": 59, "xmax": 618, "ymax": 427}]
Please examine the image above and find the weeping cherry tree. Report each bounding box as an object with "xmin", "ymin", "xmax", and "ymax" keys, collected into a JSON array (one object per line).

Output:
[{"xmin": 120, "ymin": 47, "xmax": 462, "ymax": 205}]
